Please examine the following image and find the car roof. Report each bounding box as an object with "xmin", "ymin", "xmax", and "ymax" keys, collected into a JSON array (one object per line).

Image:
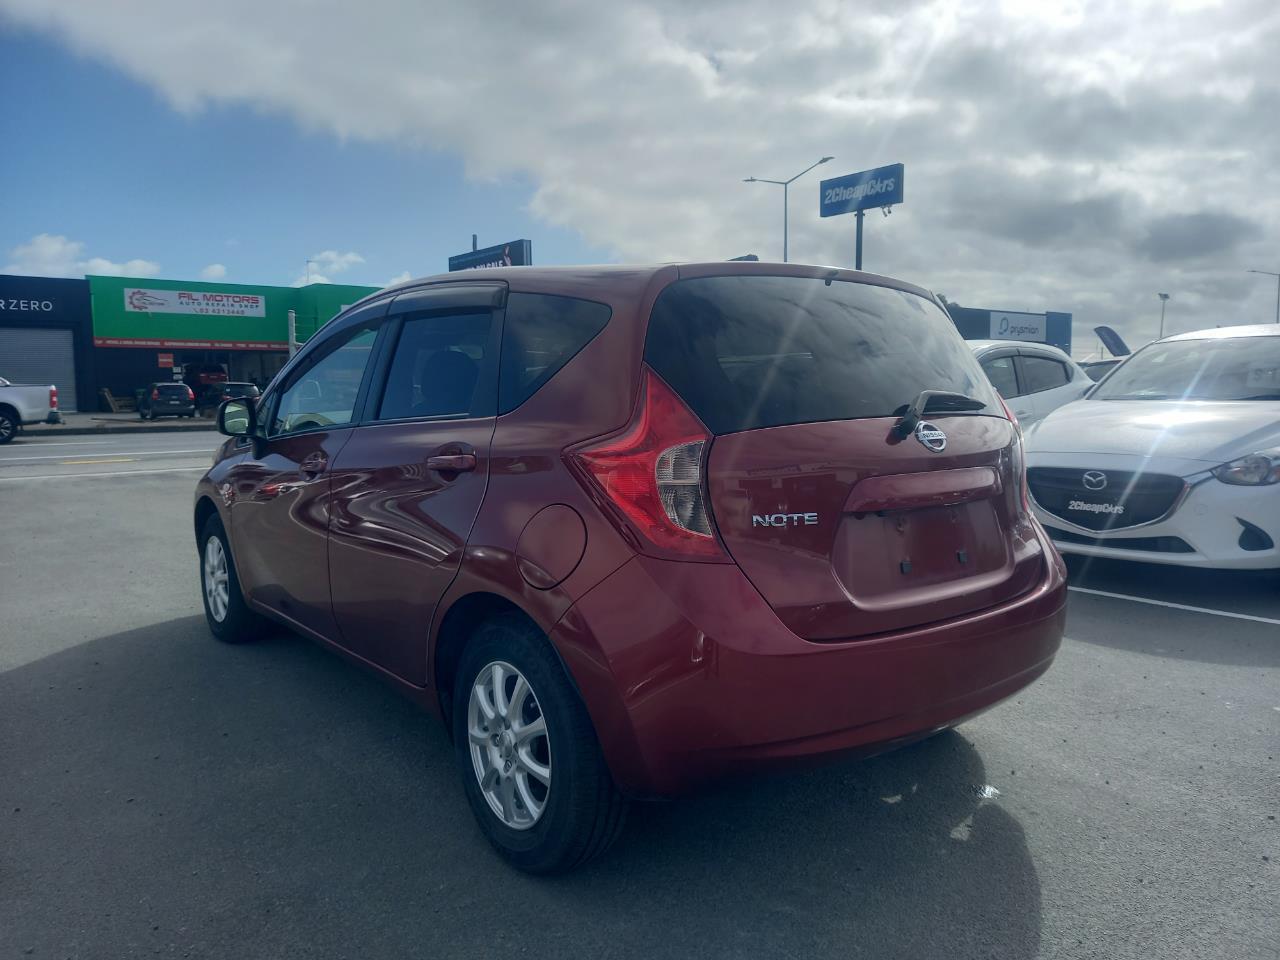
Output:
[
  {"xmin": 967, "ymin": 339, "xmax": 1074, "ymax": 360},
  {"xmin": 1161, "ymin": 324, "xmax": 1280, "ymax": 342},
  {"xmin": 365, "ymin": 261, "xmax": 937, "ymax": 310}
]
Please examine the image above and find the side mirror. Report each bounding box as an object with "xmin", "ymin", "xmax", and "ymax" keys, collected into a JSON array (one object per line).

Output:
[{"xmin": 217, "ymin": 397, "xmax": 255, "ymax": 438}]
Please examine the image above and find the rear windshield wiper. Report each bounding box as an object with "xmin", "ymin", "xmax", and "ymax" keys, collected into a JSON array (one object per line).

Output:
[{"xmin": 891, "ymin": 390, "xmax": 987, "ymax": 439}]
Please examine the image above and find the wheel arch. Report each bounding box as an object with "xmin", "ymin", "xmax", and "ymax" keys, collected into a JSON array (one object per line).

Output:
[
  {"xmin": 193, "ymin": 494, "xmax": 221, "ymax": 544},
  {"xmin": 432, "ymin": 591, "xmax": 580, "ymax": 739}
]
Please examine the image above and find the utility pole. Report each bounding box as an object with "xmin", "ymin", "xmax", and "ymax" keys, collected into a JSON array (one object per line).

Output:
[
  {"xmin": 1158, "ymin": 292, "xmax": 1170, "ymax": 339},
  {"xmin": 1246, "ymin": 269, "xmax": 1280, "ymax": 324},
  {"xmin": 743, "ymin": 156, "xmax": 834, "ymax": 262}
]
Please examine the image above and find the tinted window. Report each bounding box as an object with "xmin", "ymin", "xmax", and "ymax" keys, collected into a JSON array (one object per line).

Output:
[
  {"xmin": 156, "ymin": 384, "xmax": 189, "ymax": 397},
  {"xmin": 1093, "ymin": 336, "xmax": 1280, "ymax": 401},
  {"xmin": 378, "ymin": 312, "xmax": 494, "ymax": 420},
  {"xmin": 499, "ymin": 293, "xmax": 611, "ymax": 414},
  {"xmin": 269, "ymin": 324, "xmax": 379, "ymax": 435},
  {"xmin": 644, "ymin": 276, "xmax": 999, "ymax": 434},
  {"xmin": 981, "ymin": 356, "xmax": 1020, "ymax": 397},
  {"xmin": 1018, "ymin": 355, "xmax": 1071, "ymax": 393}
]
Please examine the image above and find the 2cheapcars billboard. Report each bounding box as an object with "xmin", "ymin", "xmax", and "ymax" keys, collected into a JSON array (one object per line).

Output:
[
  {"xmin": 819, "ymin": 163, "xmax": 904, "ymax": 217},
  {"xmin": 90, "ymin": 276, "xmax": 379, "ymax": 349}
]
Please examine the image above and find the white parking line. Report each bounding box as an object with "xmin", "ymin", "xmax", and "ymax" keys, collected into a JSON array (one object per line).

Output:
[
  {"xmin": 1068, "ymin": 586, "xmax": 1280, "ymax": 626},
  {"xmin": 0, "ymin": 448, "xmax": 214, "ymax": 463},
  {"xmin": 0, "ymin": 467, "xmax": 207, "ymax": 482}
]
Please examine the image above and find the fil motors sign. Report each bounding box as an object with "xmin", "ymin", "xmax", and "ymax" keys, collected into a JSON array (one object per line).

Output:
[
  {"xmin": 989, "ymin": 311, "xmax": 1047, "ymax": 342},
  {"xmin": 123, "ymin": 287, "xmax": 267, "ymax": 318}
]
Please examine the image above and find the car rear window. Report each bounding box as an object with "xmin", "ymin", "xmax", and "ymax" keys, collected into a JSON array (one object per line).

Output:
[
  {"xmin": 499, "ymin": 293, "xmax": 611, "ymax": 414},
  {"xmin": 644, "ymin": 275, "xmax": 1000, "ymax": 434},
  {"xmin": 156, "ymin": 384, "xmax": 189, "ymax": 396}
]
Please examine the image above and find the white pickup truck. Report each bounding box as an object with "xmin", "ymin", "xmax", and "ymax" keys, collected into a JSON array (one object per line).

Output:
[{"xmin": 0, "ymin": 376, "xmax": 61, "ymax": 443}]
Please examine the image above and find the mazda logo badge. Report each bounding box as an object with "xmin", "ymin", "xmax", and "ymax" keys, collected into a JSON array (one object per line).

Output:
[
  {"xmin": 915, "ymin": 421, "xmax": 947, "ymax": 452},
  {"xmin": 1082, "ymin": 470, "xmax": 1108, "ymax": 491}
]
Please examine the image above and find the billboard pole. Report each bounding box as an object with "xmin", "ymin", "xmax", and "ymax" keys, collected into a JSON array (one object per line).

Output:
[{"xmin": 855, "ymin": 210, "xmax": 864, "ymax": 271}]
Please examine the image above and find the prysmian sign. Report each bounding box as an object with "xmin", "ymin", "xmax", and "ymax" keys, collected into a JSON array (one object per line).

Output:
[
  {"xmin": 447, "ymin": 239, "xmax": 532, "ymax": 272},
  {"xmin": 989, "ymin": 311, "xmax": 1047, "ymax": 342},
  {"xmin": 123, "ymin": 287, "xmax": 266, "ymax": 317},
  {"xmin": 819, "ymin": 163, "xmax": 904, "ymax": 217}
]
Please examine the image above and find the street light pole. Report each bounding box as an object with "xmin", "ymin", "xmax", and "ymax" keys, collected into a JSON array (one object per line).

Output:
[
  {"xmin": 1246, "ymin": 269, "xmax": 1280, "ymax": 324},
  {"xmin": 744, "ymin": 156, "xmax": 834, "ymax": 263},
  {"xmin": 1158, "ymin": 292, "xmax": 1170, "ymax": 339}
]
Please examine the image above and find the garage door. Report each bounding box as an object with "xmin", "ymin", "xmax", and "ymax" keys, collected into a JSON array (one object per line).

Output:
[{"xmin": 0, "ymin": 327, "xmax": 78, "ymax": 412}]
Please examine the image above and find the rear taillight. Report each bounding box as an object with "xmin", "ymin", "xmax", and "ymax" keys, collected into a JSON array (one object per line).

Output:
[
  {"xmin": 49, "ymin": 385, "xmax": 58, "ymax": 409},
  {"xmin": 568, "ymin": 366, "xmax": 725, "ymax": 560},
  {"xmin": 996, "ymin": 395, "xmax": 1030, "ymax": 513},
  {"xmin": 151, "ymin": 389, "xmax": 160, "ymax": 400},
  {"xmin": 185, "ymin": 385, "xmax": 195, "ymax": 401}
]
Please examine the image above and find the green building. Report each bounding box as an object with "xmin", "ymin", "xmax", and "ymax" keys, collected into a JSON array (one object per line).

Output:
[{"xmin": 88, "ymin": 275, "xmax": 380, "ymax": 400}]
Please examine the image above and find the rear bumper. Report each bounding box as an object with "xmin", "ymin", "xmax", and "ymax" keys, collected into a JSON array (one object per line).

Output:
[{"xmin": 552, "ymin": 545, "xmax": 1066, "ymax": 798}]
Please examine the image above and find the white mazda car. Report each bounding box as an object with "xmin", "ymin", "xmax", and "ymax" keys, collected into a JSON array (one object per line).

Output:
[{"xmin": 1025, "ymin": 324, "xmax": 1280, "ymax": 570}]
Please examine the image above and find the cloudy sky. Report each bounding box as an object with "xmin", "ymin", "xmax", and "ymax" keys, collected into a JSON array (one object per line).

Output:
[{"xmin": 2, "ymin": 0, "xmax": 1278, "ymax": 354}]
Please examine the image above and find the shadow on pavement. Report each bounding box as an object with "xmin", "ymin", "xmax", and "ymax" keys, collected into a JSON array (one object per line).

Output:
[{"xmin": 1, "ymin": 617, "xmax": 1042, "ymax": 960}]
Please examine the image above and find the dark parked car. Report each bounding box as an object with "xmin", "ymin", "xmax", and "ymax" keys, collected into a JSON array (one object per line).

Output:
[
  {"xmin": 201, "ymin": 381, "xmax": 261, "ymax": 410},
  {"xmin": 139, "ymin": 382, "xmax": 196, "ymax": 419},
  {"xmin": 194, "ymin": 263, "xmax": 1067, "ymax": 873}
]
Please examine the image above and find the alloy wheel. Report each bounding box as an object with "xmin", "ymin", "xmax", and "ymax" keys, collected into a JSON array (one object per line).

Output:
[
  {"xmin": 467, "ymin": 660, "xmax": 552, "ymax": 830},
  {"xmin": 203, "ymin": 536, "xmax": 230, "ymax": 622}
]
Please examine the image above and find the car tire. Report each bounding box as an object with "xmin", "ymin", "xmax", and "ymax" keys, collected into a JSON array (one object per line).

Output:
[
  {"xmin": 199, "ymin": 514, "xmax": 268, "ymax": 644},
  {"xmin": 0, "ymin": 410, "xmax": 16, "ymax": 444},
  {"xmin": 452, "ymin": 615, "xmax": 627, "ymax": 874}
]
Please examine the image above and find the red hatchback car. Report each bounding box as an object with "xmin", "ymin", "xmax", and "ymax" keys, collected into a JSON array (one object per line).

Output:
[{"xmin": 195, "ymin": 262, "xmax": 1066, "ymax": 872}]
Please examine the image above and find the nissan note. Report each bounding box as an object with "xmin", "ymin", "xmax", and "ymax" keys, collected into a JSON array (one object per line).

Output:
[{"xmin": 194, "ymin": 262, "xmax": 1067, "ymax": 873}]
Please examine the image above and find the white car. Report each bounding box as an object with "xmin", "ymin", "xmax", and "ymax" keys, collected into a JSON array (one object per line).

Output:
[
  {"xmin": 0, "ymin": 375, "xmax": 61, "ymax": 443},
  {"xmin": 1025, "ymin": 324, "xmax": 1280, "ymax": 570},
  {"xmin": 968, "ymin": 340, "xmax": 1091, "ymax": 425}
]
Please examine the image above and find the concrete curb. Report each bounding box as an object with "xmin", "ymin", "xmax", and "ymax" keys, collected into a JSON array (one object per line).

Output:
[{"xmin": 21, "ymin": 421, "xmax": 218, "ymax": 437}]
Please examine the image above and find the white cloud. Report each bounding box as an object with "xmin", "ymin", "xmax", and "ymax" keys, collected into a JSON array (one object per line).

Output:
[
  {"xmin": 3, "ymin": 1, "xmax": 1279, "ymax": 349},
  {"xmin": 2, "ymin": 233, "xmax": 160, "ymax": 278},
  {"xmin": 291, "ymin": 250, "xmax": 366, "ymax": 287},
  {"xmin": 310, "ymin": 250, "xmax": 364, "ymax": 275},
  {"xmin": 200, "ymin": 262, "xmax": 227, "ymax": 280},
  {"xmin": 386, "ymin": 270, "xmax": 412, "ymax": 286}
]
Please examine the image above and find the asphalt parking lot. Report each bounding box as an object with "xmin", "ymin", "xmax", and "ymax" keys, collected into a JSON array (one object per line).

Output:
[{"xmin": 2, "ymin": 431, "xmax": 1277, "ymax": 960}]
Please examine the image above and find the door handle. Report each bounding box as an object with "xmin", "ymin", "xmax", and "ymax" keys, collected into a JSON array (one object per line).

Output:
[{"xmin": 426, "ymin": 453, "xmax": 477, "ymax": 473}]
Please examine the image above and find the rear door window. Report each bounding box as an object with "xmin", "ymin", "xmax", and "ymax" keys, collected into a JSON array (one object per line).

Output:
[
  {"xmin": 1017, "ymin": 355, "xmax": 1071, "ymax": 393},
  {"xmin": 644, "ymin": 275, "xmax": 999, "ymax": 434},
  {"xmin": 981, "ymin": 355, "xmax": 1021, "ymax": 397},
  {"xmin": 498, "ymin": 293, "xmax": 610, "ymax": 413},
  {"xmin": 377, "ymin": 311, "xmax": 496, "ymax": 420}
]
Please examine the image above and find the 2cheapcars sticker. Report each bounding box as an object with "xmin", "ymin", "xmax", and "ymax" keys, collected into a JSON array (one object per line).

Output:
[{"xmin": 1068, "ymin": 500, "xmax": 1125, "ymax": 515}]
